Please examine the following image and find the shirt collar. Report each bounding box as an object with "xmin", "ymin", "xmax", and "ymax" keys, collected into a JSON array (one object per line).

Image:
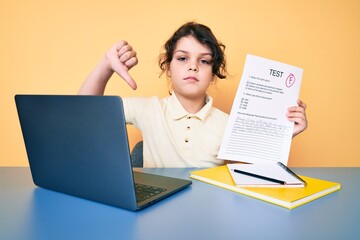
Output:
[{"xmin": 167, "ymin": 92, "xmax": 213, "ymax": 122}]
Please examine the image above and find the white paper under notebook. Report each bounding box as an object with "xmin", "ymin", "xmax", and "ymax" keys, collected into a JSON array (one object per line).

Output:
[{"xmin": 227, "ymin": 162, "xmax": 306, "ymax": 188}]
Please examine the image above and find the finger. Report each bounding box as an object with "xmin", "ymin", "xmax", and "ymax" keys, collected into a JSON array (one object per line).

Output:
[
  {"xmin": 288, "ymin": 105, "xmax": 306, "ymax": 113},
  {"xmin": 115, "ymin": 40, "xmax": 128, "ymax": 52},
  {"xmin": 288, "ymin": 100, "xmax": 307, "ymax": 112},
  {"xmin": 124, "ymin": 56, "xmax": 138, "ymax": 69},
  {"xmin": 297, "ymin": 99, "xmax": 307, "ymax": 110},
  {"xmin": 122, "ymin": 73, "xmax": 138, "ymax": 90},
  {"xmin": 112, "ymin": 62, "xmax": 137, "ymax": 90},
  {"xmin": 288, "ymin": 114, "xmax": 308, "ymax": 131},
  {"xmin": 288, "ymin": 117, "xmax": 306, "ymax": 126},
  {"xmin": 287, "ymin": 116, "xmax": 306, "ymax": 124},
  {"xmin": 118, "ymin": 69, "xmax": 137, "ymax": 90},
  {"xmin": 119, "ymin": 50, "xmax": 136, "ymax": 64},
  {"xmin": 287, "ymin": 111, "xmax": 306, "ymax": 119},
  {"xmin": 117, "ymin": 45, "xmax": 133, "ymax": 59}
]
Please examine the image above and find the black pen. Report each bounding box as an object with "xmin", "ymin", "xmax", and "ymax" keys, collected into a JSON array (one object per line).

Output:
[
  {"xmin": 277, "ymin": 162, "xmax": 307, "ymax": 186},
  {"xmin": 233, "ymin": 169, "xmax": 286, "ymax": 185}
]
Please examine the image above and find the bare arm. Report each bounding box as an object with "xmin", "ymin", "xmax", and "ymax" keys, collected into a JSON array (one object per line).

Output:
[{"xmin": 78, "ymin": 40, "xmax": 138, "ymax": 95}]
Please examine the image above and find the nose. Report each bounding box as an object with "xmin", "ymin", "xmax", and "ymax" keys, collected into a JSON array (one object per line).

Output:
[{"xmin": 188, "ymin": 61, "xmax": 198, "ymax": 72}]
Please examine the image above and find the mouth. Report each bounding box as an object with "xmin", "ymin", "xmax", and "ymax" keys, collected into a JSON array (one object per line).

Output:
[{"xmin": 184, "ymin": 76, "xmax": 199, "ymax": 82}]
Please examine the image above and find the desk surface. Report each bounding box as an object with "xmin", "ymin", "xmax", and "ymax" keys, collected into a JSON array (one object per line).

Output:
[{"xmin": 1, "ymin": 167, "xmax": 359, "ymax": 240}]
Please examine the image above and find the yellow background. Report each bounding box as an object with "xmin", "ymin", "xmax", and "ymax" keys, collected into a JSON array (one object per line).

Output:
[{"xmin": 1, "ymin": 0, "xmax": 359, "ymax": 167}]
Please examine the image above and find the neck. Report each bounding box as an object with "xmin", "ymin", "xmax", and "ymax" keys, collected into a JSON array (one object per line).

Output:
[{"xmin": 175, "ymin": 94, "xmax": 206, "ymax": 114}]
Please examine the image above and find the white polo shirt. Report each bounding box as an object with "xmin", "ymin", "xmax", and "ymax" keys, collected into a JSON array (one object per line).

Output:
[{"xmin": 123, "ymin": 93, "xmax": 229, "ymax": 168}]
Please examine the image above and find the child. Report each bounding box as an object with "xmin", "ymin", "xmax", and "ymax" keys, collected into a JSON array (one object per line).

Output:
[{"xmin": 78, "ymin": 22, "xmax": 308, "ymax": 168}]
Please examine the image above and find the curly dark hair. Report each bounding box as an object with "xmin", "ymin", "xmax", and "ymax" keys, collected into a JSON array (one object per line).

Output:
[{"xmin": 159, "ymin": 22, "xmax": 227, "ymax": 79}]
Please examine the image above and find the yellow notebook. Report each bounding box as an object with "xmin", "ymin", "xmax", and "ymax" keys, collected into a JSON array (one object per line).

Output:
[{"xmin": 190, "ymin": 165, "xmax": 341, "ymax": 209}]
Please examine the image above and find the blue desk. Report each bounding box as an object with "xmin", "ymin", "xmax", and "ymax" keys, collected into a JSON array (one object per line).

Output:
[{"xmin": 1, "ymin": 167, "xmax": 359, "ymax": 240}]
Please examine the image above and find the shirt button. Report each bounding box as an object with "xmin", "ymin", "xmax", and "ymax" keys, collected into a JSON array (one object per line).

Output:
[
  {"xmin": 187, "ymin": 116, "xmax": 191, "ymax": 119},
  {"xmin": 186, "ymin": 126, "xmax": 190, "ymax": 130},
  {"xmin": 185, "ymin": 137, "xmax": 189, "ymax": 142}
]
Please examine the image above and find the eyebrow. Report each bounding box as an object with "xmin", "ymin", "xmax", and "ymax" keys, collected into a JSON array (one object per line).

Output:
[{"xmin": 174, "ymin": 50, "xmax": 212, "ymax": 57}]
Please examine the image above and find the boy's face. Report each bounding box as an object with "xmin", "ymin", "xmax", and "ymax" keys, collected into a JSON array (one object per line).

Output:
[{"xmin": 167, "ymin": 36, "xmax": 214, "ymax": 102}]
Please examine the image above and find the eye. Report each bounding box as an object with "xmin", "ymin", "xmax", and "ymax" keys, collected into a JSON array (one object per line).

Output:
[
  {"xmin": 199, "ymin": 59, "xmax": 212, "ymax": 65},
  {"xmin": 177, "ymin": 57, "xmax": 187, "ymax": 62}
]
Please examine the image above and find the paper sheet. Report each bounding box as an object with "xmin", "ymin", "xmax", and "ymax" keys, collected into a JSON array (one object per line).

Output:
[
  {"xmin": 218, "ymin": 54, "xmax": 303, "ymax": 165},
  {"xmin": 226, "ymin": 163, "xmax": 304, "ymax": 187}
]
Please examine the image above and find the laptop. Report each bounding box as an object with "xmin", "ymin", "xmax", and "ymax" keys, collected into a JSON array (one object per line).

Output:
[{"xmin": 15, "ymin": 95, "xmax": 192, "ymax": 211}]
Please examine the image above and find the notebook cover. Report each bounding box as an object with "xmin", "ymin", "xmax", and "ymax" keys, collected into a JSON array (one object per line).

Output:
[{"xmin": 190, "ymin": 165, "xmax": 341, "ymax": 209}]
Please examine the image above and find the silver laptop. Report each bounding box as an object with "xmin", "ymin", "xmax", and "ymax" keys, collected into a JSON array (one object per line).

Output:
[{"xmin": 15, "ymin": 95, "xmax": 191, "ymax": 211}]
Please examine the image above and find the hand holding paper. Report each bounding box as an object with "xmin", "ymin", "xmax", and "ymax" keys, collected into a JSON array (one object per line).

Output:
[
  {"xmin": 287, "ymin": 99, "xmax": 308, "ymax": 138},
  {"xmin": 218, "ymin": 54, "xmax": 303, "ymax": 165}
]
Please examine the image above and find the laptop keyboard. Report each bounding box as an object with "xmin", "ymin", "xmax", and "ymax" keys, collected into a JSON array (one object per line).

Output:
[{"xmin": 135, "ymin": 183, "xmax": 167, "ymax": 202}]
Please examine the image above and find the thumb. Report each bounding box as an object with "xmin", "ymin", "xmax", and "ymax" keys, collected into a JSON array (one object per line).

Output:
[{"xmin": 114, "ymin": 65, "xmax": 137, "ymax": 90}]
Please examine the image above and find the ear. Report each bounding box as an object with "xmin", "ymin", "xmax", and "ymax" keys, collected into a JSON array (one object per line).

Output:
[{"xmin": 166, "ymin": 67, "xmax": 171, "ymax": 78}]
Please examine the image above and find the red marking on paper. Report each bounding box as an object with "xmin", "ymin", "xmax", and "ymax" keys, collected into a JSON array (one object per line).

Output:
[{"xmin": 286, "ymin": 74, "xmax": 296, "ymax": 88}]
